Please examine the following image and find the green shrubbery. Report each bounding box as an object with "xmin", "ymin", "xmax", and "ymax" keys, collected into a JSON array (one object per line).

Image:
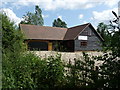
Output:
[
  {"xmin": 2, "ymin": 52, "xmax": 64, "ymax": 89},
  {"xmin": 65, "ymin": 52, "xmax": 120, "ymax": 88},
  {"xmin": 2, "ymin": 13, "xmax": 65, "ymax": 89}
]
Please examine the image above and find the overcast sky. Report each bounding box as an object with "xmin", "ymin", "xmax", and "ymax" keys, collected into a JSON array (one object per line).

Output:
[{"xmin": 1, "ymin": 0, "xmax": 119, "ymax": 28}]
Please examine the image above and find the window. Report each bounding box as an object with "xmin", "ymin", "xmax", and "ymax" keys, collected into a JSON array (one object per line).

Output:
[{"xmin": 81, "ymin": 41, "xmax": 87, "ymax": 46}]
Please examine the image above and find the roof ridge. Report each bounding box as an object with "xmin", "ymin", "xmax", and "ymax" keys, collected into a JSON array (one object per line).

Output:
[
  {"xmin": 68, "ymin": 23, "xmax": 90, "ymax": 29},
  {"xmin": 20, "ymin": 24, "xmax": 67, "ymax": 30},
  {"xmin": 73, "ymin": 23, "xmax": 90, "ymax": 40}
]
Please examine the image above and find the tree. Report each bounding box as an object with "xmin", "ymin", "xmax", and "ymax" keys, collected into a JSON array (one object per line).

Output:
[
  {"xmin": 97, "ymin": 22, "xmax": 111, "ymax": 47},
  {"xmin": 52, "ymin": 18, "xmax": 67, "ymax": 28},
  {"xmin": 2, "ymin": 13, "xmax": 28, "ymax": 88},
  {"xmin": 2, "ymin": 13, "xmax": 65, "ymax": 89},
  {"xmin": 2, "ymin": 13, "xmax": 25, "ymax": 53},
  {"xmin": 20, "ymin": 5, "xmax": 44, "ymax": 26},
  {"xmin": 97, "ymin": 22, "xmax": 109, "ymax": 38},
  {"xmin": 94, "ymin": 11, "xmax": 120, "ymax": 88},
  {"xmin": 108, "ymin": 11, "xmax": 120, "ymax": 56}
]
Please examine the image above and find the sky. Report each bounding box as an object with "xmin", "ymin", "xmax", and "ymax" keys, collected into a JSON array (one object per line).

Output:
[{"xmin": 0, "ymin": 0, "xmax": 120, "ymax": 28}]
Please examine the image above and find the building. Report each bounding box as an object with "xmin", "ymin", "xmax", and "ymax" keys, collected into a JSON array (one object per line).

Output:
[{"xmin": 20, "ymin": 23, "xmax": 104, "ymax": 52}]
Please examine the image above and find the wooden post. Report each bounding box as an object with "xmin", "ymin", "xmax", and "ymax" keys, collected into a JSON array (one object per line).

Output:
[{"xmin": 48, "ymin": 42, "xmax": 52, "ymax": 51}]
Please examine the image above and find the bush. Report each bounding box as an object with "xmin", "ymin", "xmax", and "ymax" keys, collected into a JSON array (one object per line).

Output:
[
  {"xmin": 2, "ymin": 13, "xmax": 65, "ymax": 89},
  {"xmin": 34, "ymin": 54, "xmax": 64, "ymax": 88},
  {"xmin": 65, "ymin": 52, "xmax": 96, "ymax": 88},
  {"xmin": 2, "ymin": 51, "xmax": 65, "ymax": 89}
]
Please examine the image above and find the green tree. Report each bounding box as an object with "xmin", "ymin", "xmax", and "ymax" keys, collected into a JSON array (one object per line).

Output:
[
  {"xmin": 93, "ymin": 11, "xmax": 120, "ymax": 88},
  {"xmin": 52, "ymin": 18, "xmax": 67, "ymax": 28},
  {"xmin": 2, "ymin": 13, "xmax": 65, "ymax": 89},
  {"xmin": 97, "ymin": 22, "xmax": 111, "ymax": 47},
  {"xmin": 20, "ymin": 5, "xmax": 44, "ymax": 26},
  {"xmin": 97, "ymin": 22, "xmax": 108, "ymax": 38},
  {"xmin": 2, "ymin": 13, "xmax": 25, "ymax": 54},
  {"xmin": 109, "ymin": 11, "xmax": 120, "ymax": 56},
  {"xmin": 1, "ymin": 13, "xmax": 28, "ymax": 88}
]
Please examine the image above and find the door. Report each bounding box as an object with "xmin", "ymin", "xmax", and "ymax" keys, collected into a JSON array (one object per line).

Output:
[{"xmin": 48, "ymin": 42, "xmax": 52, "ymax": 51}]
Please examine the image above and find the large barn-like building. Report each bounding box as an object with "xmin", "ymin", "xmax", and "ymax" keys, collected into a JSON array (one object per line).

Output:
[{"xmin": 20, "ymin": 23, "xmax": 104, "ymax": 52}]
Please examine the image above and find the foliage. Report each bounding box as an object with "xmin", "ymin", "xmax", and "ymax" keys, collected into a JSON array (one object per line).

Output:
[
  {"xmin": 108, "ymin": 11, "xmax": 120, "ymax": 57},
  {"xmin": 3, "ymin": 51, "xmax": 65, "ymax": 89},
  {"xmin": 94, "ymin": 53, "xmax": 120, "ymax": 88},
  {"xmin": 65, "ymin": 52, "xmax": 98, "ymax": 88},
  {"xmin": 65, "ymin": 52, "xmax": 120, "ymax": 89},
  {"xmin": 2, "ymin": 13, "xmax": 64, "ymax": 89},
  {"xmin": 20, "ymin": 5, "xmax": 44, "ymax": 26},
  {"xmin": 97, "ymin": 11, "xmax": 120, "ymax": 57},
  {"xmin": 97, "ymin": 22, "xmax": 111, "ymax": 47},
  {"xmin": 35, "ymin": 54, "xmax": 64, "ymax": 88},
  {"xmin": 2, "ymin": 52, "xmax": 39, "ymax": 88},
  {"xmin": 52, "ymin": 18, "xmax": 67, "ymax": 28},
  {"xmin": 1, "ymin": 13, "xmax": 26, "ymax": 54}
]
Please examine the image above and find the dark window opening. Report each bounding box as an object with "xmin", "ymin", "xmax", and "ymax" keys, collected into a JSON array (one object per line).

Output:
[
  {"xmin": 81, "ymin": 41, "xmax": 87, "ymax": 46},
  {"xmin": 28, "ymin": 42, "xmax": 48, "ymax": 50}
]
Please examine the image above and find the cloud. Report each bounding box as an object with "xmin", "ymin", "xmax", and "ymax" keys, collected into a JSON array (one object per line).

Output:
[
  {"xmin": 79, "ymin": 14, "xmax": 84, "ymax": 19},
  {"xmin": 6, "ymin": 0, "xmax": 119, "ymax": 11},
  {"xmin": 104, "ymin": 0, "xmax": 119, "ymax": 7},
  {"xmin": 42, "ymin": 14, "xmax": 49, "ymax": 18},
  {"xmin": 92, "ymin": 8, "xmax": 118, "ymax": 24},
  {"xmin": 3, "ymin": 0, "xmax": 102, "ymax": 10},
  {"xmin": 0, "ymin": 8, "xmax": 22, "ymax": 25},
  {"xmin": 58, "ymin": 15, "xmax": 62, "ymax": 20},
  {"xmin": 89, "ymin": 8, "xmax": 118, "ymax": 29}
]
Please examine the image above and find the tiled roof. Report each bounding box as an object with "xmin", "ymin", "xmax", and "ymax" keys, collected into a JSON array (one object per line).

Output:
[
  {"xmin": 20, "ymin": 24, "xmax": 67, "ymax": 40},
  {"xmin": 64, "ymin": 23, "xmax": 89, "ymax": 40},
  {"xmin": 20, "ymin": 23, "xmax": 103, "ymax": 41}
]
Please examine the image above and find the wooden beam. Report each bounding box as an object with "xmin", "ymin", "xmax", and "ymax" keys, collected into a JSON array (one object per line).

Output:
[{"xmin": 26, "ymin": 39, "xmax": 49, "ymax": 43}]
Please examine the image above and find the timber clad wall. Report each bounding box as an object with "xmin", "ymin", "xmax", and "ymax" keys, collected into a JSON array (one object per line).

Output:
[{"xmin": 74, "ymin": 26, "xmax": 102, "ymax": 51}]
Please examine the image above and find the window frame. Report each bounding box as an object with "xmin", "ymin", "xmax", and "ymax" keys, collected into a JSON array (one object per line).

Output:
[{"xmin": 80, "ymin": 40, "xmax": 87, "ymax": 47}]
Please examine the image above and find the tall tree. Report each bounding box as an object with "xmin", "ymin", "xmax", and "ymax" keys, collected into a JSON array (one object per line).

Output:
[
  {"xmin": 97, "ymin": 22, "xmax": 108, "ymax": 38},
  {"xmin": 97, "ymin": 22, "xmax": 111, "ymax": 47},
  {"xmin": 20, "ymin": 5, "xmax": 44, "ymax": 26},
  {"xmin": 109, "ymin": 11, "xmax": 120, "ymax": 56},
  {"xmin": 52, "ymin": 18, "xmax": 67, "ymax": 28},
  {"xmin": 2, "ymin": 13, "xmax": 25, "ymax": 53}
]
